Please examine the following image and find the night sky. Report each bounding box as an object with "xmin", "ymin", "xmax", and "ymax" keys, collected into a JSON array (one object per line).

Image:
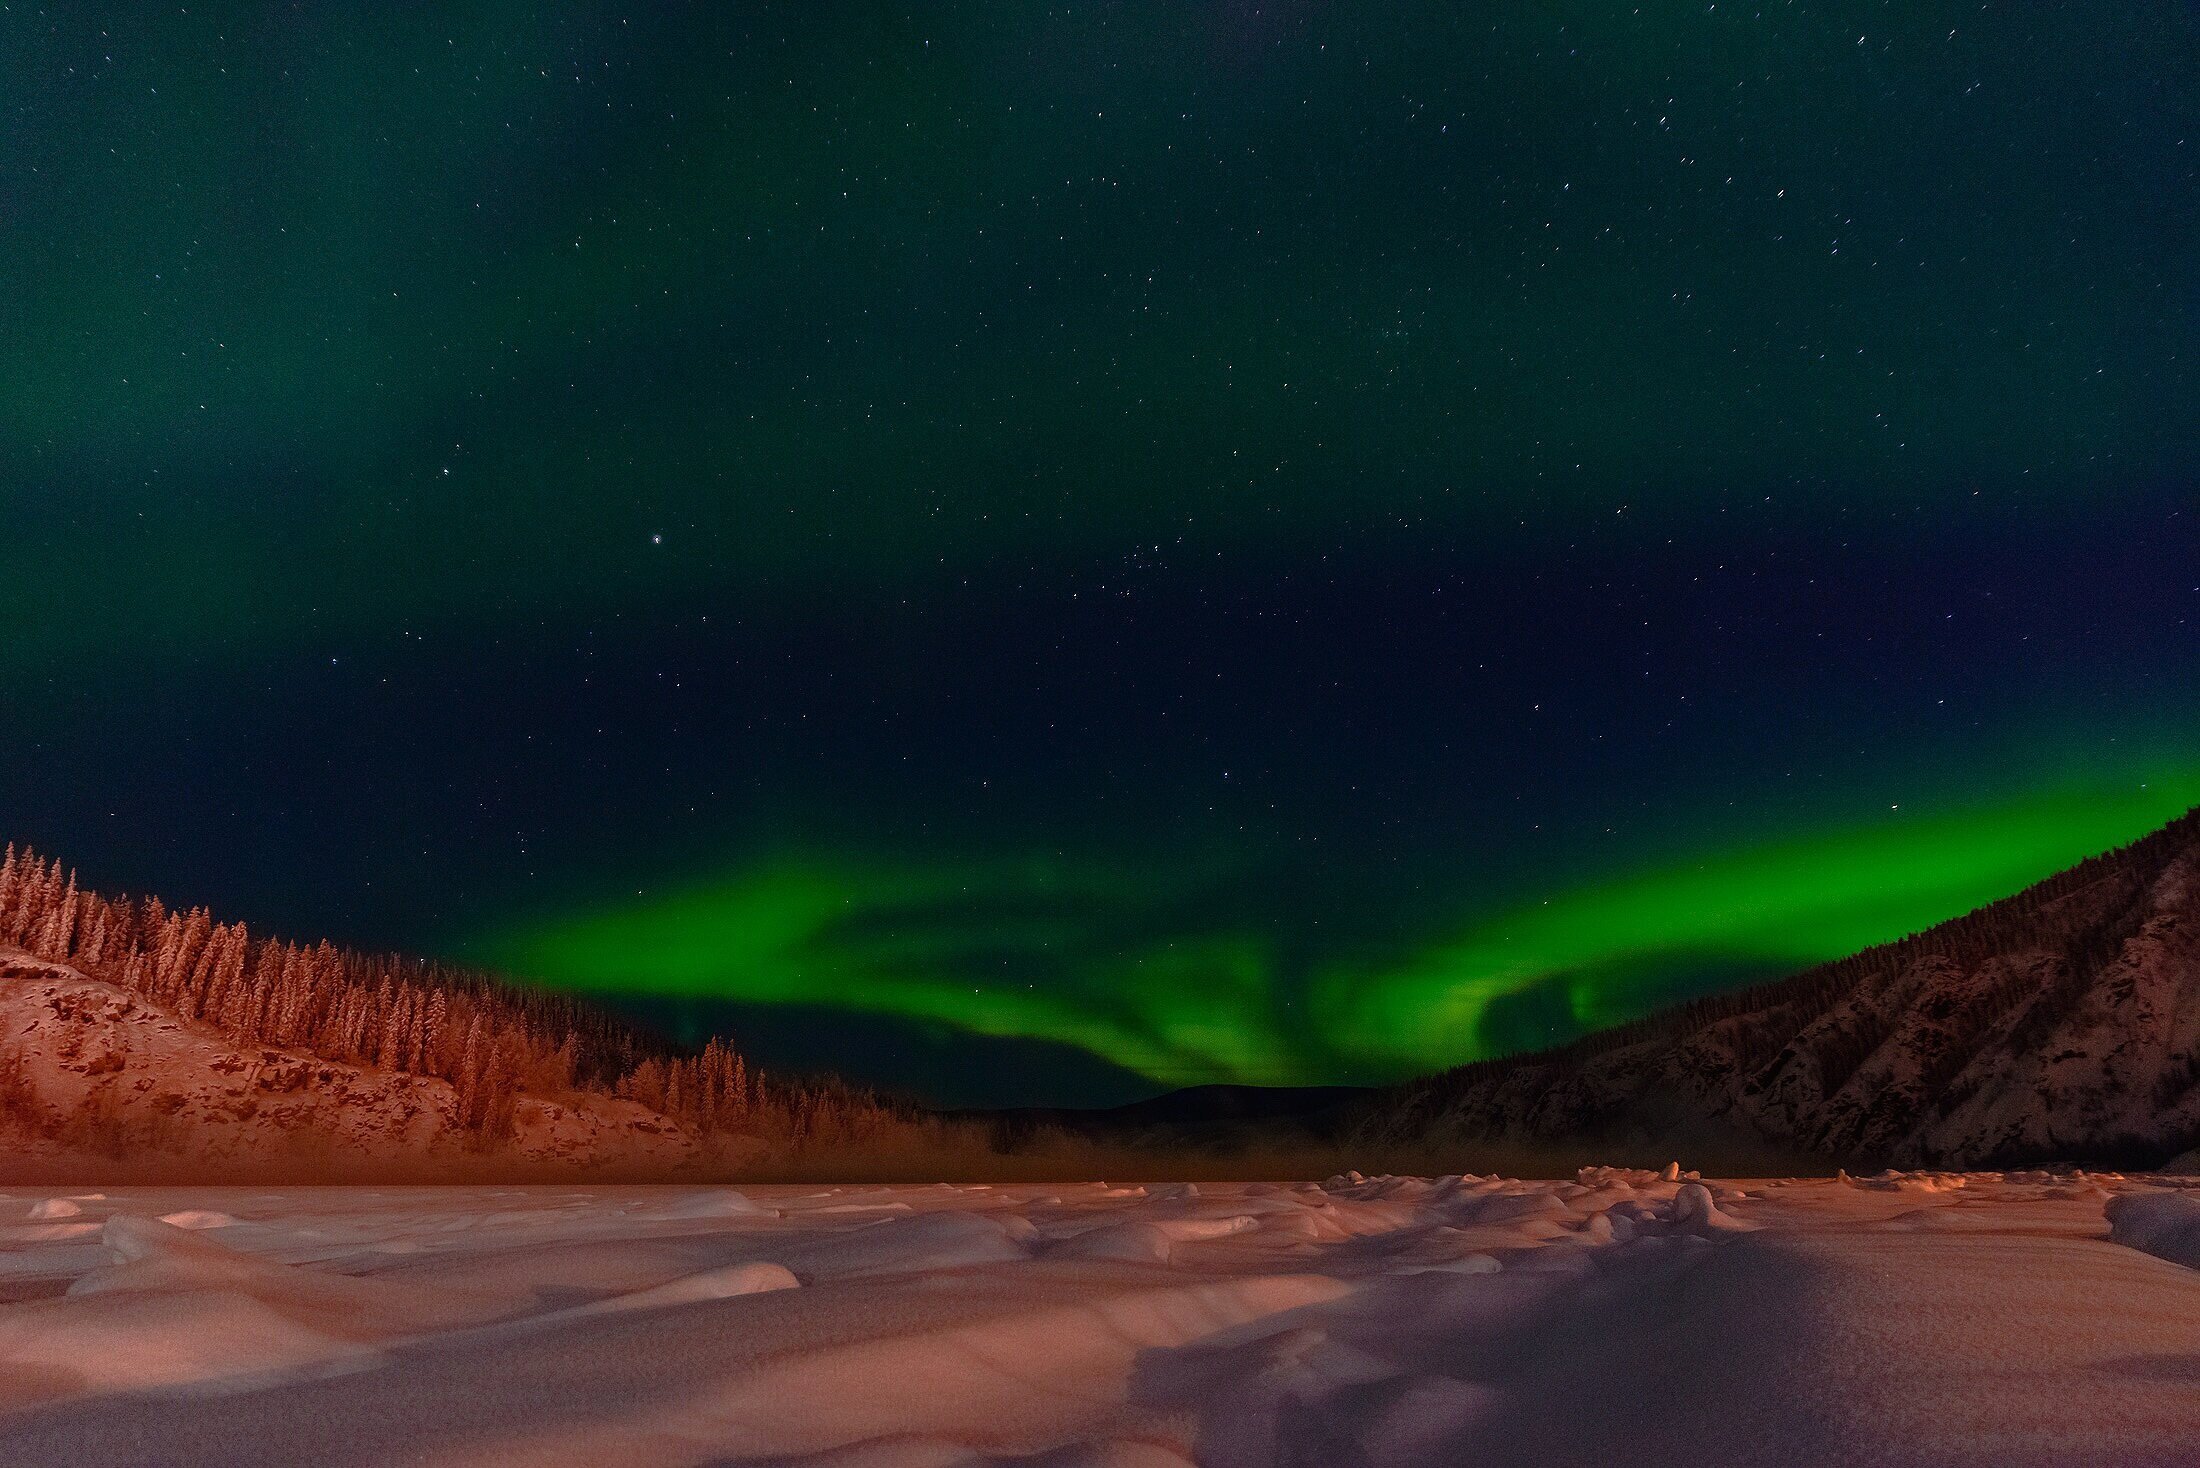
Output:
[{"xmin": 6, "ymin": 3, "xmax": 2197, "ymax": 1106}]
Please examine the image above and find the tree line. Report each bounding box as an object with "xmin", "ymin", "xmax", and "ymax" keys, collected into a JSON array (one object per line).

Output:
[{"xmin": 0, "ymin": 845, "xmax": 896, "ymax": 1147}]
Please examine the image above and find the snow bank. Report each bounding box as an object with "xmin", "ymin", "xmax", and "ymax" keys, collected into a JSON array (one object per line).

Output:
[
  {"xmin": 623, "ymin": 1189, "xmax": 773, "ymax": 1221},
  {"xmin": 1052, "ymin": 1215, "xmax": 1259, "ymax": 1264},
  {"xmin": 0, "ymin": 1217, "xmax": 409, "ymax": 1396},
  {"xmin": 2104, "ymin": 1191, "xmax": 2200, "ymax": 1269},
  {"xmin": 780, "ymin": 1208, "xmax": 1034, "ymax": 1279},
  {"xmin": 522, "ymin": 1260, "xmax": 800, "ymax": 1328}
]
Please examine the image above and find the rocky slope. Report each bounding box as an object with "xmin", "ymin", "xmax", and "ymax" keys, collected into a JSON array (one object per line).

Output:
[
  {"xmin": 0, "ymin": 949, "xmax": 701, "ymax": 1180},
  {"xmin": 1364, "ymin": 809, "xmax": 2200, "ymax": 1169}
]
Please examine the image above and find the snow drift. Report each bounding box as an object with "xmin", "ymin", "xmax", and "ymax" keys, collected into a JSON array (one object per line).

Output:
[{"xmin": 0, "ymin": 1172, "xmax": 2195, "ymax": 1464}]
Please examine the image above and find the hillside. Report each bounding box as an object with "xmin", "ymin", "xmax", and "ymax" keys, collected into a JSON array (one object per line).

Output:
[
  {"xmin": 16, "ymin": 809, "xmax": 2200, "ymax": 1179},
  {"xmin": 0, "ymin": 949, "xmax": 701, "ymax": 1179},
  {"xmin": 1363, "ymin": 807, "xmax": 2200, "ymax": 1170},
  {"xmin": 0, "ymin": 846, "xmax": 907, "ymax": 1180}
]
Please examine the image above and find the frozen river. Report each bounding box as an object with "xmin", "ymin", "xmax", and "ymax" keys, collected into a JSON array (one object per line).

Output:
[{"xmin": 1, "ymin": 1169, "xmax": 2197, "ymax": 1466}]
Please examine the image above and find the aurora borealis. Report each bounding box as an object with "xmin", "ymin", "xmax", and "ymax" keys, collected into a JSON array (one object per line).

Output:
[{"xmin": 5, "ymin": 3, "xmax": 2197, "ymax": 1104}]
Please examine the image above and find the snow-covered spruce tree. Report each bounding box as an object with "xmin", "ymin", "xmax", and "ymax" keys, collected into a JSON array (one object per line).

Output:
[{"xmin": 0, "ymin": 843, "xmax": 904, "ymax": 1145}]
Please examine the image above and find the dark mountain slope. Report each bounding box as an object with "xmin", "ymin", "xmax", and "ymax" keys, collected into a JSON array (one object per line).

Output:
[{"xmin": 1360, "ymin": 808, "xmax": 2200, "ymax": 1169}]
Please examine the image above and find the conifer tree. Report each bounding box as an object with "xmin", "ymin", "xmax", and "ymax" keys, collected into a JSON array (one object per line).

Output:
[{"xmin": 0, "ymin": 842, "xmax": 870, "ymax": 1149}]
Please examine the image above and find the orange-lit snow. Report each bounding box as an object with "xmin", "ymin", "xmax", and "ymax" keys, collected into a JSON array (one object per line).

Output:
[
  {"xmin": 0, "ymin": 1170, "xmax": 2196, "ymax": 1465},
  {"xmin": 0, "ymin": 954, "xmax": 695, "ymax": 1177}
]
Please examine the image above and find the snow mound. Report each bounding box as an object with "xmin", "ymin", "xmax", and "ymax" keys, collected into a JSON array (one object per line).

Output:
[
  {"xmin": 1458, "ymin": 1190, "xmax": 1576, "ymax": 1226},
  {"xmin": 785, "ymin": 1209, "xmax": 1033, "ymax": 1279},
  {"xmin": 525, "ymin": 1260, "xmax": 800, "ymax": 1328},
  {"xmin": 97, "ymin": 1213, "xmax": 224, "ymax": 1269},
  {"xmin": 1576, "ymin": 1165, "xmax": 1661, "ymax": 1189},
  {"xmin": 1854, "ymin": 1170, "xmax": 1967, "ymax": 1193},
  {"xmin": 626, "ymin": 1188, "xmax": 772, "ymax": 1220},
  {"xmin": 25, "ymin": 1198, "xmax": 83, "ymax": 1221},
  {"xmin": 1574, "ymin": 1211, "xmax": 1634, "ymax": 1245},
  {"xmin": 7, "ymin": 1218, "xmax": 405, "ymax": 1396},
  {"xmin": 2104, "ymin": 1192, "xmax": 2200, "ymax": 1270},
  {"xmin": 0, "ymin": 1221, "xmax": 103, "ymax": 1245},
  {"xmin": 1052, "ymin": 1215, "xmax": 1259, "ymax": 1264},
  {"xmin": 1670, "ymin": 1183, "xmax": 1756, "ymax": 1234}
]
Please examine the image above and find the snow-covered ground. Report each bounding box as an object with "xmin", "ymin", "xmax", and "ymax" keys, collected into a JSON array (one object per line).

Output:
[
  {"xmin": 0, "ymin": 953, "xmax": 699, "ymax": 1177},
  {"xmin": 0, "ymin": 1170, "xmax": 2196, "ymax": 1466}
]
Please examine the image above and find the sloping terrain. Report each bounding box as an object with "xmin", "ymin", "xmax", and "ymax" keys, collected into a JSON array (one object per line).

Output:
[
  {"xmin": 1365, "ymin": 810, "xmax": 2200, "ymax": 1169},
  {"xmin": 13, "ymin": 807, "xmax": 2200, "ymax": 1178},
  {"xmin": 0, "ymin": 841, "xmax": 919, "ymax": 1180},
  {"xmin": 0, "ymin": 951, "xmax": 698, "ymax": 1180}
]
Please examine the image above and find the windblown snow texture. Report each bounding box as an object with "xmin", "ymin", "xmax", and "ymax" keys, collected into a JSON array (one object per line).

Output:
[{"xmin": 0, "ymin": 1172, "xmax": 2197, "ymax": 1465}]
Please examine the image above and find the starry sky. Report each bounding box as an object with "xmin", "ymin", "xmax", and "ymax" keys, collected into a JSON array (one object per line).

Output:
[{"xmin": 5, "ymin": 3, "xmax": 2197, "ymax": 1106}]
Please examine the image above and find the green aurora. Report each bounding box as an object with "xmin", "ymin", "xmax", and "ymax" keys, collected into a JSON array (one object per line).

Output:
[
  {"xmin": 480, "ymin": 767, "xmax": 2200, "ymax": 1088},
  {"xmin": 5, "ymin": 2, "xmax": 2196, "ymax": 1103}
]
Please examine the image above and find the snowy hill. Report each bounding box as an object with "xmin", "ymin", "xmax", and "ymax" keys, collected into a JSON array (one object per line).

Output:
[
  {"xmin": 13, "ymin": 806, "xmax": 2200, "ymax": 1179},
  {"xmin": 0, "ymin": 950, "xmax": 700, "ymax": 1180},
  {"xmin": 1366, "ymin": 808, "xmax": 2200, "ymax": 1169},
  {"xmin": 0, "ymin": 842, "xmax": 921, "ymax": 1181}
]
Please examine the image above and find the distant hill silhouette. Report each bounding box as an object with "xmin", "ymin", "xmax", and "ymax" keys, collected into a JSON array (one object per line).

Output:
[
  {"xmin": 1358, "ymin": 807, "xmax": 2200, "ymax": 1169},
  {"xmin": 13, "ymin": 806, "xmax": 2200, "ymax": 1179}
]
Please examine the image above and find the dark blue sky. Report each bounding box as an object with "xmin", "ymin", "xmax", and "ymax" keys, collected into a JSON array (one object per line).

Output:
[{"xmin": 5, "ymin": 2, "xmax": 2196, "ymax": 1103}]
